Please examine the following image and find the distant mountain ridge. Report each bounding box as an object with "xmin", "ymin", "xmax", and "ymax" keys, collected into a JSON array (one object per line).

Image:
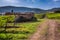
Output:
[
  {"xmin": 0, "ymin": 6, "xmax": 44, "ymax": 13},
  {"xmin": 0, "ymin": 6, "xmax": 60, "ymax": 13},
  {"xmin": 46, "ymin": 8, "xmax": 60, "ymax": 12}
]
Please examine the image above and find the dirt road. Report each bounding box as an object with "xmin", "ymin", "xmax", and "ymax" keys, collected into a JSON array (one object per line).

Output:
[
  {"xmin": 47, "ymin": 20, "xmax": 57, "ymax": 40},
  {"xmin": 29, "ymin": 20, "xmax": 58, "ymax": 40}
]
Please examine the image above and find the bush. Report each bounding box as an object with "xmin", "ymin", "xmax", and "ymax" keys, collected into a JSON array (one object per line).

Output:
[
  {"xmin": 54, "ymin": 10, "xmax": 60, "ymax": 13},
  {"xmin": 30, "ymin": 17, "xmax": 37, "ymax": 21},
  {"xmin": 15, "ymin": 16, "xmax": 27, "ymax": 22}
]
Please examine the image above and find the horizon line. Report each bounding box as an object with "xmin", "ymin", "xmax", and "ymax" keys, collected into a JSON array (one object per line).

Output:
[{"xmin": 0, "ymin": 6, "xmax": 60, "ymax": 10}]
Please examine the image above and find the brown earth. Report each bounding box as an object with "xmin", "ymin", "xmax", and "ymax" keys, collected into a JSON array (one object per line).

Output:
[
  {"xmin": 55, "ymin": 21, "xmax": 60, "ymax": 40},
  {"xmin": 29, "ymin": 20, "xmax": 60, "ymax": 40}
]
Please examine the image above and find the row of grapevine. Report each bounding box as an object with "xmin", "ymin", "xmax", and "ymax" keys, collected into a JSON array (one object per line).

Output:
[{"xmin": 0, "ymin": 15, "xmax": 15, "ymax": 27}]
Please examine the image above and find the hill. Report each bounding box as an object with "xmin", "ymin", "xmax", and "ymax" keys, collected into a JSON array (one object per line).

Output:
[
  {"xmin": 0, "ymin": 6, "xmax": 60, "ymax": 13},
  {"xmin": 46, "ymin": 8, "xmax": 60, "ymax": 12},
  {"xmin": 0, "ymin": 6, "xmax": 44, "ymax": 13}
]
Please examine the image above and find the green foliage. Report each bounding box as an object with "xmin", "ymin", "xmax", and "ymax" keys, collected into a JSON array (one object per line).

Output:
[
  {"xmin": 0, "ymin": 16, "xmax": 7, "ymax": 27},
  {"xmin": 0, "ymin": 34, "xmax": 6, "ymax": 39},
  {"xmin": 35, "ymin": 13, "xmax": 60, "ymax": 19},
  {"xmin": 35, "ymin": 14, "xmax": 45, "ymax": 19},
  {"xmin": 0, "ymin": 19, "xmax": 43, "ymax": 40},
  {"xmin": 7, "ymin": 15, "xmax": 15, "ymax": 22},
  {"xmin": 0, "ymin": 33, "xmax": 28, "ymax": 40},
  {"xmin": 5, "ymin": 20, "xmax": 42, "ymax": 34},
  {"xmin": 0, "ymin": 15, "xmax": 44, "ymax": 40},
  {"xmin": 0, "ymin": 15, "xmax": 15, "ymax": 27},
  {"xmin": 0, "ymin": 21, "xmax": 40, "ymax": 40},
  {"xmin": 46, "ymin": 13, "xmax": 60, "ymax": 19},
  {"xmin": 0, "ymin": 20, "xmax": 7, "ymax": 27}
]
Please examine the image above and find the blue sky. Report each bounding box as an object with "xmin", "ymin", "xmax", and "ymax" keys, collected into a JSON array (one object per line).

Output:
[{"xmin": 0, "ymin": 0, "xmax": 60, "ymax": 10}]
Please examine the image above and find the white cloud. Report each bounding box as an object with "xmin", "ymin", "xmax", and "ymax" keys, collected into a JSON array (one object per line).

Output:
[
  {"xmin": 32, "ymin": 0, "xmax": 35, "ymax": 2},
  {"xmin": 0, "ymin": 0, "xmax": 20, "ymax": 6},
  {"xmin": 53, "ymin": 0, "xmax": 59, "ymax": 2},
  {"xmin": 26, "ymin": 0, "xmax": 36, "ymax": 3},
  {"xmin": 0, "ymin": 0, "xmax": 37, "ymax": 8},
  {"xmin": 0, "ymin": 0, "xmax": 19, "ymax": 4},
  {"xmin": 4, "ymin": 0, "xmax": 19, "ymax": 3},
  {"xmin": 31, "ymin": 0, "xmax": 36, "ymax": 3}
]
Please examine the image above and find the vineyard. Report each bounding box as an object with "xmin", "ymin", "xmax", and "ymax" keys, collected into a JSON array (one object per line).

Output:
[
  {"xmin": 0, "ymin": 15, "xmax": 15, "ymax": 27},
  {"xmin": 0, "ymin": 15, "xmax": 43, "ymax": 40},
  {"xmin": 0, "ymin": 13, "xmax": 60, "ymax": 40}
]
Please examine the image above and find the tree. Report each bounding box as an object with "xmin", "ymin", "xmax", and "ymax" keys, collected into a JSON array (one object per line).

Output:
[
  {"xmin": 11, "ymin": 10, "xmax": 13, "ymax": 13},
  {"xmin": 54, "ymin": 10, "xmax": 60, "ymax": 13}
]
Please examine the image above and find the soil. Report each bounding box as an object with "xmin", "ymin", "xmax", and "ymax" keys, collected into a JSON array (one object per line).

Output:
[{"xmin": 29, "ymin": 20, "xmax": 60, "ymax": 40}]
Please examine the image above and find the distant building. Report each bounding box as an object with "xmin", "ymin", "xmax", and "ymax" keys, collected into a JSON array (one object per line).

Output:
[
  {"xmin": 5, "ymin": 12, "xmax": 34, "ymax": 19},
  {"xmin": 5, "ymin": 12, "xmax": 37, "ymax": 22}
]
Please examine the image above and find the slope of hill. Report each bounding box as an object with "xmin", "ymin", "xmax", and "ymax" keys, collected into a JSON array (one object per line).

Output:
[
  {"xmin": 46, "ymin": 8, "xmax": 60, "ymax": 12},
  {"xmin": 0, "ymin": 6, "xmax": 44, "ymax": 13},
  {"xmin": 0, "ymin": 6, "xmax": 60, "ymax": 14}
]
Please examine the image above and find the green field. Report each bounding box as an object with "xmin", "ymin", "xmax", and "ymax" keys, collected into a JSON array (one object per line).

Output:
[
  {"xmin": 35, "ymin": 13, "xmax": 60, "ymax": 19},
  {"xmin": 0, "ymin": 13, "xmax": 60, "ymax": 40},
  {"xmin": 46, "ymin": 13, "xmax": 60, "ymax": 19},
  {"xmin": 0, "ymin": 16, "xmax": 44, "ymax": 40}
]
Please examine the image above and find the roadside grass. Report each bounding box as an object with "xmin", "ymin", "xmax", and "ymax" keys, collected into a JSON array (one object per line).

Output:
[
  {"xmin": 48, "ymin": 12, "xmax": 60, "ymax": 32},
  {"xmin": 54, "ymin": 20, "xmax": 60, "ymax": 33},
  {"xmin": 40, "ymin": 26, "xmax": 48, "ymax": 35}
]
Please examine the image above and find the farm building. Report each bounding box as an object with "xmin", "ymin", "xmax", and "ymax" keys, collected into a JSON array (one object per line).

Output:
[{"xmin": 5, "ymin": 12, "xmax": 37, "ymax": 22}]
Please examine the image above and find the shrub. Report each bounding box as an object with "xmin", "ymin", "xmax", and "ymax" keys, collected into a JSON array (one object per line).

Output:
[{"xmin": 54, "ymin": 10, "xmax": 60, "ymax": 13}]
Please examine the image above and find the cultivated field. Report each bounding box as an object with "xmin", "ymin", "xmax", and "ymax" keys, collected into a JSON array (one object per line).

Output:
[
  {"xmin": 0, "ymin": 16, "xmax": 44, "ymax": 40},
  {"xmin": 0, "ymin": 13, "xmax": 60, "ymax": 40}
]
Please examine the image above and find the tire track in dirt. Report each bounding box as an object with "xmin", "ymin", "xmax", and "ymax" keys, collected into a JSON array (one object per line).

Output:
[
  {"xmin": 55, "ymin": 21, "xmax": 60, "ymax": 40},
  {"xmin": 29, "ymin": 20, "xmax": 49, "ymax": 40},
  {"xmin": 29, "ymin": 20, "xmax": 58, "ymax": 40},
  {"xmin": 46, "ymin": 20, "xmax": 57, "ymax": 40}
]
